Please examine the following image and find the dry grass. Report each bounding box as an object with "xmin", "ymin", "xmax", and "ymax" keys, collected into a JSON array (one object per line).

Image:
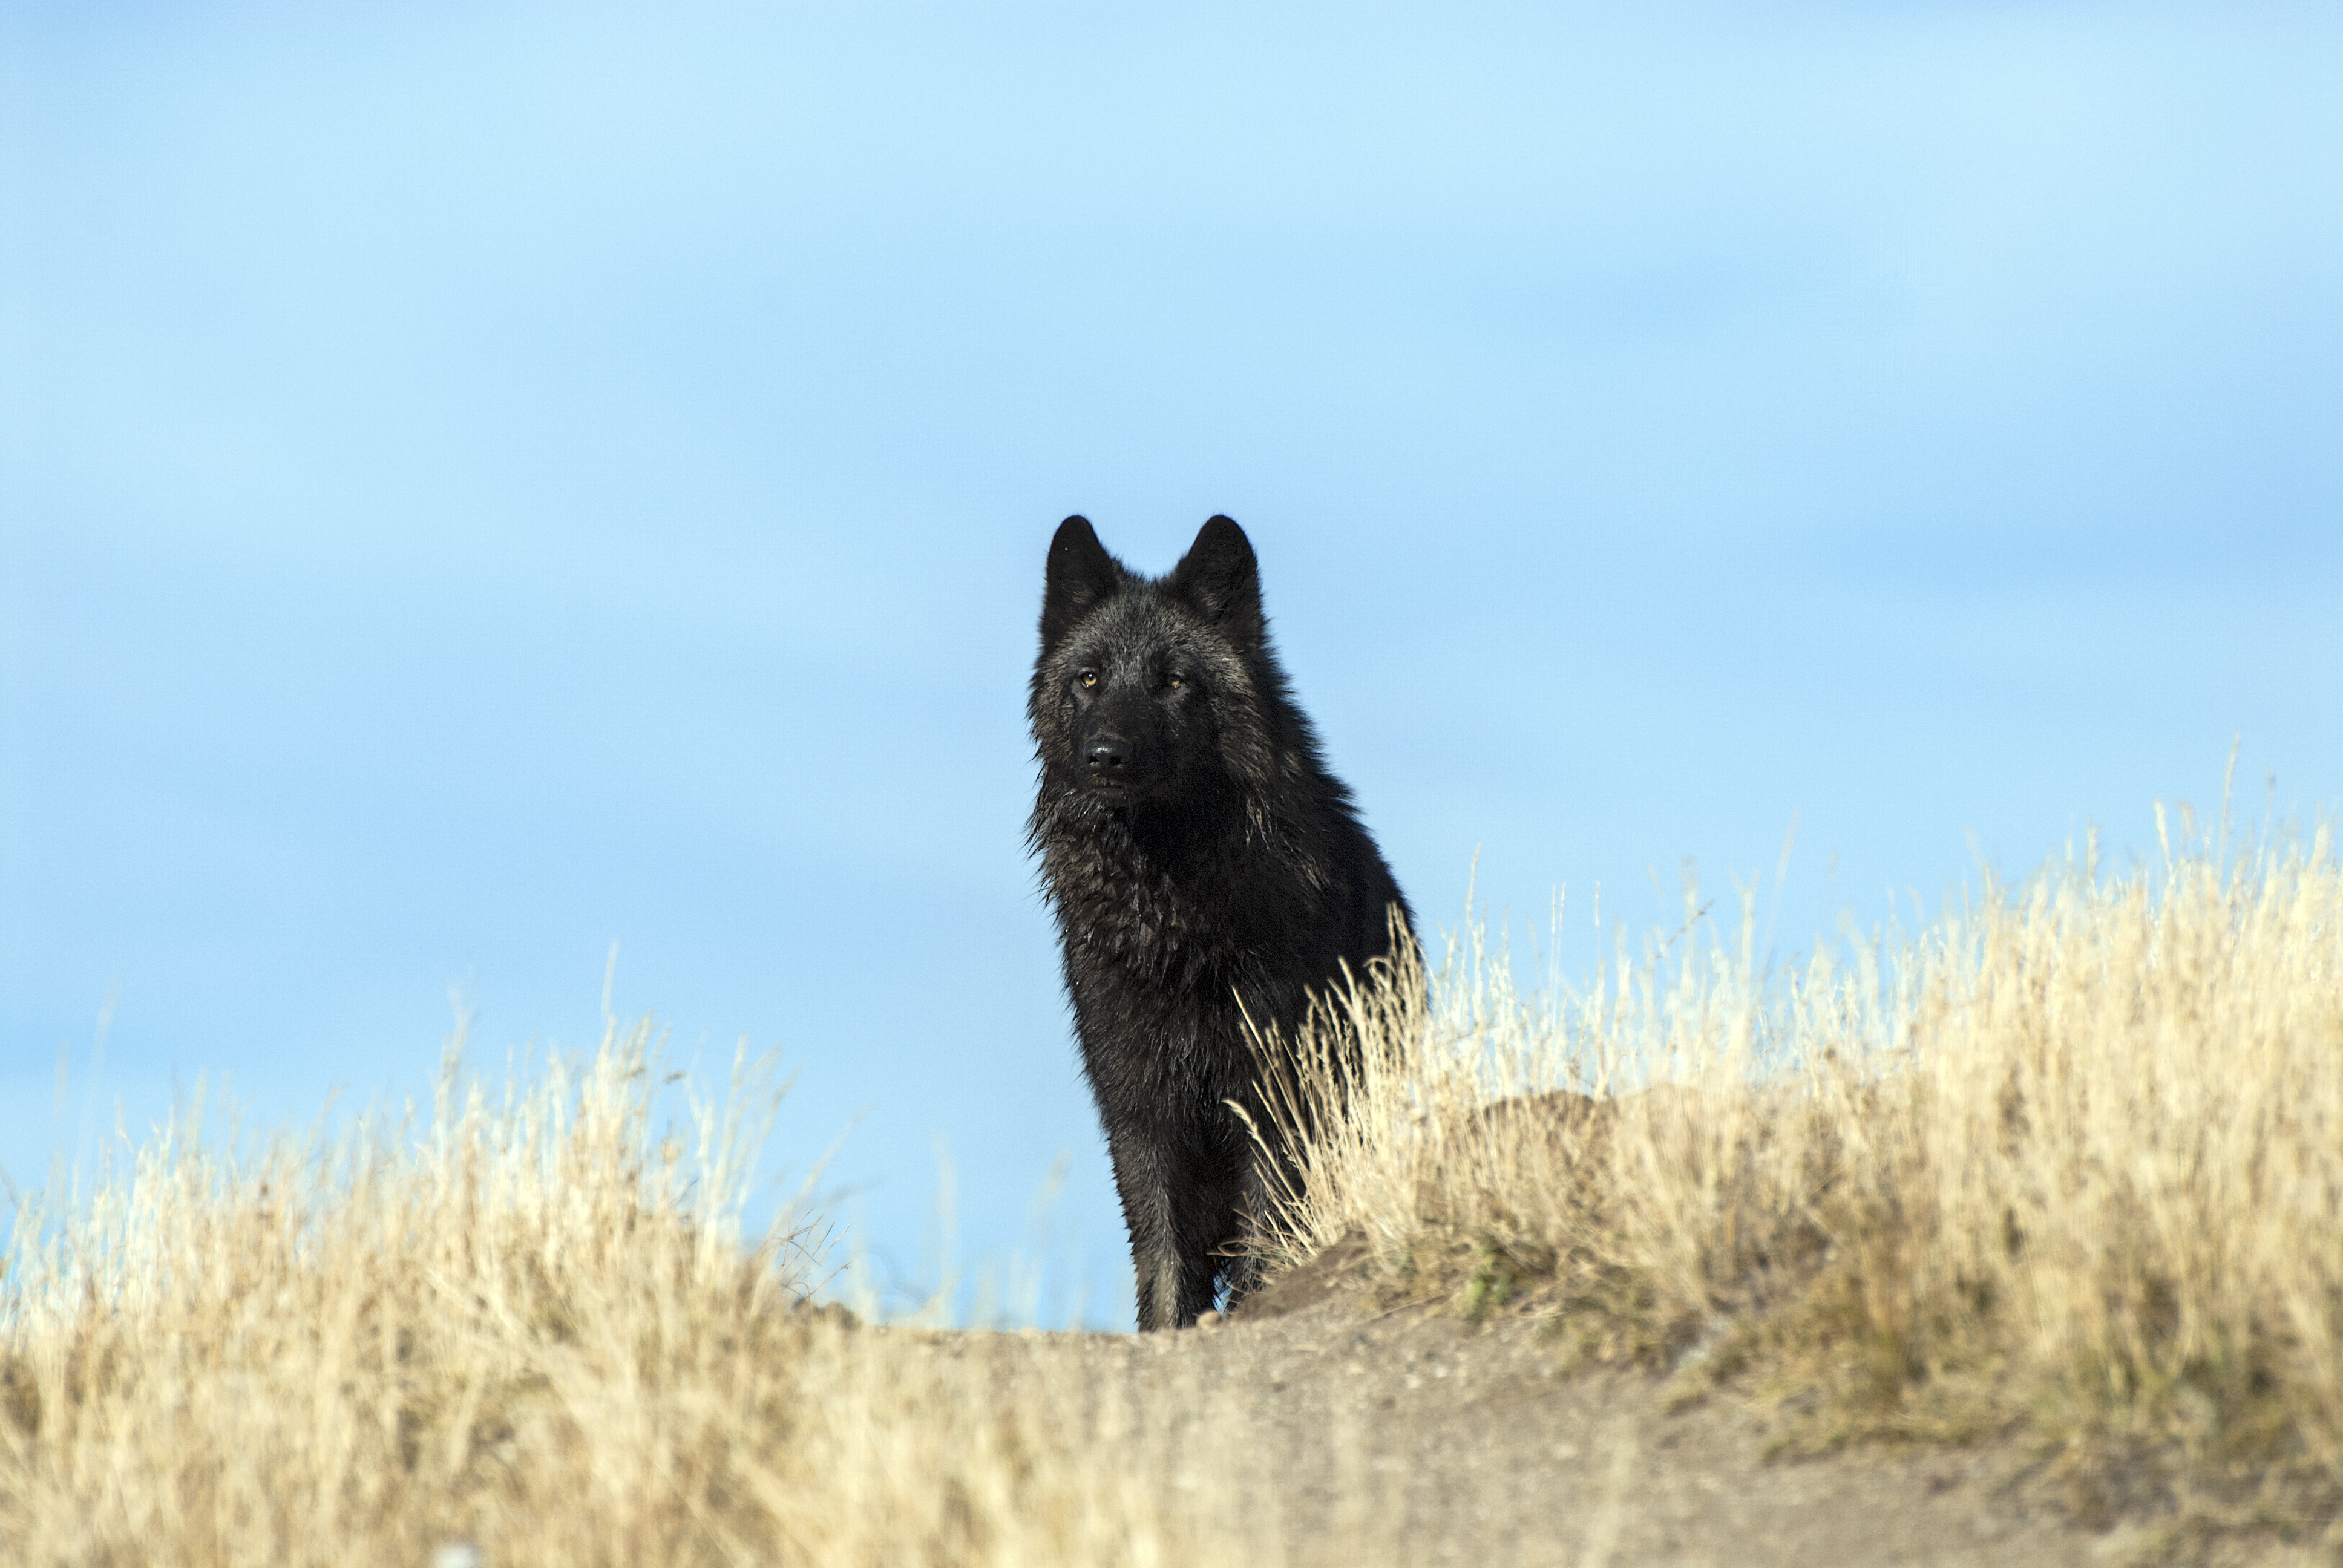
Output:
[
  {"xmin": 5, "ymin": 805, "xmax": 2338, "ymax": 1564},
  {"xmin": 1256, "ymin": 808, "xmax": 2343, "ymax": 1535},
  {"xmin": 0, "ymin": 1029, "xmax": 1234, "ymax": 1566}
]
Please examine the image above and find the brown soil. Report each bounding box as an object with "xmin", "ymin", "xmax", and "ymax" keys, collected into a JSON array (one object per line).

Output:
[{"xmin": 935, "ymin": 1257, "xmax": 2338, "ymax": 1568}]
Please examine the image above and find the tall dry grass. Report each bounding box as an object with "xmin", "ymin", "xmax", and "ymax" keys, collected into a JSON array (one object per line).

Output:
[
  {"xmin": 5, "ymin": 809, "xmax": 2336, "ymax": 1563},
  {"xmin": 0, "ymin": 1027, "xmax": 1232, "ymax": 1566},
  {"xmin": 1256, "ymin": 811, "xmax": 2343, "ymax": 1512}
]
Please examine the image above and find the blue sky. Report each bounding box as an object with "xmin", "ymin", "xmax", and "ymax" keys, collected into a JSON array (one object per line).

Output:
[{"xmin": 4, "ymin": 2, "xmax": 2338, "ymax": 1323}]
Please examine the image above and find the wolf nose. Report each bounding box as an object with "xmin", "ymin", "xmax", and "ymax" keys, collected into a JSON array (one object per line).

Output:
[{"xmin": 1087, "ymin": 738, "xmax": 1130, "ymax": 776}]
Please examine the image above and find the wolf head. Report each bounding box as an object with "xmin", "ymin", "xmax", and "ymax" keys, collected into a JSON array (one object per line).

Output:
[{"xmin": 1029, "ymin": 515, "xmax": 1293, "ymax": 808}]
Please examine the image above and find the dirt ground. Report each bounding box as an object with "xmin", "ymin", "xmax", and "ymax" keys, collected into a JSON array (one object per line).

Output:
[{"xmin": 928, "ymin": 1254, "xmax": 2338, "ymax": 1568}]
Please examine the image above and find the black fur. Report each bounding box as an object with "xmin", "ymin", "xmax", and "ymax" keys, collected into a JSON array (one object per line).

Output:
[{"xmin": 1027, "ymin": 515, "xmax": 1413, "ymax": 1331}]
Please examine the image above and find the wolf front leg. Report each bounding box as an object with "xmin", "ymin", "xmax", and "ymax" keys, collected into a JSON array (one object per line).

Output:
[
  {"xmin": 1109, "ymin": 1122, "xmax": 1240, "ymax": 1331},
  {"xmin": 1107, "ymin": 1135, "xmax": 1188, "ymax": 1331}
]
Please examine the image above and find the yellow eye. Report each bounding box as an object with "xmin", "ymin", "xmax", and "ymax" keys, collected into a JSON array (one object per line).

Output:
[
  {"xmin": 1078, "ymin": 670, "xmax": 1098, "ymax": 688},
  {"xmin": 1167, "ymin": 673, "xmax": 1184, "ymax": 688}
]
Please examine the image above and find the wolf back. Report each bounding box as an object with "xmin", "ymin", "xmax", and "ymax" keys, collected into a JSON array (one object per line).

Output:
[{"xmin": 1027, "ymin": 514, "xmax": 1414, "ymax": 1331}]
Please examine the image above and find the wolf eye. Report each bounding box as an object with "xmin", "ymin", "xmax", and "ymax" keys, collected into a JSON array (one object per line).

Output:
[
  {"xmin": 1165, "ymin": 673, "xmax": 1185, "ymax": 688},
  {"xmin": 1077, "ymin": 669, "xmax": 1098, "ymax": 688}
]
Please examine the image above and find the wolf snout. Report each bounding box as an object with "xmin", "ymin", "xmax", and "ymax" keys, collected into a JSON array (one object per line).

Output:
[{"xmin": 1086, "ymin": 736, "xmax": 1133, "ymax": 777}]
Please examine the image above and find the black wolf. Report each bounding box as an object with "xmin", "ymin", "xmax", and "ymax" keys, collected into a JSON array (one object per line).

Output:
[{"xmin": 1027, "ymin": 515, "xmax": 1414, "ymax": 1331}]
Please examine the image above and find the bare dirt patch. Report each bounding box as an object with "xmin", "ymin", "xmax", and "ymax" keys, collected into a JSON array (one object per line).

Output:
[{"xmin": 946, "ymin": 1272, "xmax": 2336, "ymax": 1568}]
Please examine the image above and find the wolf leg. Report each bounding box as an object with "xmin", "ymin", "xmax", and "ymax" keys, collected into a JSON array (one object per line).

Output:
[
  {"xmin": 1165, "ymin": 1134, "xmax": 1247, "ymax": 1326},
  {"xmin": 1110, "ymin": 1120, "xmax": 1245, "ymax": 1330},
  {"xmin": 1218, "ymin": 1136, "xmax": 1292, "ymax": 1312},
  {"xmin": 1106, "ymin": 1128, "xmax": 1190, "ymax": 1332}
]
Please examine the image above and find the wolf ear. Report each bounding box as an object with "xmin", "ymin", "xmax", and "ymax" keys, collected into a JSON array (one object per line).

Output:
[
  {"xmin": 1041, "ymin": 515, "xmax": 1126, "ymax": 653},
  {"xmin": 1167, "ymin": 515, "xmax": 1263, "ymax": 646}
]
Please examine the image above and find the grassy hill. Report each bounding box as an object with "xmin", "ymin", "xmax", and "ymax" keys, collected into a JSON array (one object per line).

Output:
[{"xmin": 4, "ymin": 812, "xmax": 2337, "ymax": 1565}]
